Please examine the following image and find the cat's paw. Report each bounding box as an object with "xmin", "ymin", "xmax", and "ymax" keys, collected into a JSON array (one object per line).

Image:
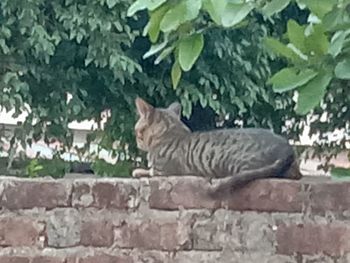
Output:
[{"xmin": 132, "ymin": 168, "xmax": 150, "ymax": 178}]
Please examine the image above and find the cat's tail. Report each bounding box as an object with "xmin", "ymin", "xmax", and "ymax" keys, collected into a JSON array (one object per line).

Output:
[{"xmin": 207, "ymin": 154, "xmax": 298, "ymax": 199}]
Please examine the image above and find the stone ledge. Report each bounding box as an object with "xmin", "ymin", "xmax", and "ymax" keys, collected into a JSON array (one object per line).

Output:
[
  {"xmin": 0, "ymin": 248, "xmax": 349, "ymax": 263},
  {"xmin": 1, "ymin": 175, "xmax": 348, "ymax": 214}
]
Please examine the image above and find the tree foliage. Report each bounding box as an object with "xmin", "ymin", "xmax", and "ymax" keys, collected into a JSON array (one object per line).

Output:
[
  {"xmin": 0, "ymin": 0, "xmax": 146, "ymax": 159},
  {"xmin": 128, "ymin": 0, "xmax": 350, "ymax": 115}
]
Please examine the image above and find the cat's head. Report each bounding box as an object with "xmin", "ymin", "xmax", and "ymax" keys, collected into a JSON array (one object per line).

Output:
[{"xmin": 134, "ymin": 98, "xmax": 190, "ymax": 151}]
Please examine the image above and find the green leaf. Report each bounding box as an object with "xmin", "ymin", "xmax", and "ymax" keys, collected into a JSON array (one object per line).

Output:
[
  {"xmin": 329, "ymin": 30, "xmax": 350, "ymax": 58},
  {"xmin": 202, "ymin": 0, "xmax": 226, "ymax": 25},
  {"xmin": 127, "ymin": 0, "xmax": 167, "ymax": 16},
  {"xmin": 1, "ymin": 26, "xmax": 11, "ymax": 39},
  {"xmin": 171, "ymin": 60, "xmax": 182, "ymax": 89},
  {"xmin": 302, "ymin": 0, "xmax": 337, "ymax": 18},
  {"xmin": 264, "ymin": 38, "xmax": 301, "ymax": 61},
  {"xmin": 296, "ymin": 71, "xmax": 332, "ymax": 115},
  {"xmin": 305, "ymin": 25, "xmax": 329, "ymax": 56},
  {"xmin": 145, "ymin": 0, "xmax": 167, "ymax": 11},
  {"xmin": 127, "ymin": 1, "xmax": 146, "ymax": 16},
  {"xmin": 181, "ymin": 97, "xmax": 192, "ymax": 118},
  {"xmin": 143, "ymin": 40, "xmax": 168, "ymax": 59},
  {"xmin": 160, "ymin": 0, "xmax": 202, "ymax": 32},
  {"xmin": 154, "ymin": 46, "xmax": 174, "ymax": 64},
  {"xmin": 76, "ymin": 32, "xmax": 83, "ymax": 43},
  {"xmin": 3, "ymin": 72, "xmax": 18, "ymax": 85},
  {"xmin": 106, "ymin": 0, "xmax": 118, "ymax": 8},
  {"xmin": 73, "ymin": 105, "xmax": 81, "ymax": 114},
  {"xmin": 148, "ymin": 4, "xmax": 170, "ymax": 43},
  {"xmin": 268, "ymin": 67, "xmax": 318, "ymax": 92},
  {"xmin": 335, "ymin": 60, "xmax": 350, "ymax": 79},
  {"xmin": 287, "ymin": 19, "xmax": 306, "ymax": 53},
  {"xmin": 0, "ymin": 39, "xmax": 10, "ymax": 54},
  {"xmin": 262, "ymin": 0, "xmax": 290, "ymax": 17},
  {"xmin": 221, "ymin": 3, "xmax": 253, "ymax": 27},
  {"xmin": 323, "ymin": 8, "xmax": 345, "ymax": 31},
  {"xmin": 179, "ymin": 34, "xmax": 204, "ymax": 71},
  {"xmin": 331, "ymin": 167, "xmax": 350, "ymax": 179},
  {"xmin": 33, "ymin": 165, "xmax": 44, "ymax": 172}
]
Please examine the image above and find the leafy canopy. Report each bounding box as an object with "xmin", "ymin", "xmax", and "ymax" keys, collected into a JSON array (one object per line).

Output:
[{"xmin": 128, "ymin": 0, "xmax": 350, "ymax": 115}]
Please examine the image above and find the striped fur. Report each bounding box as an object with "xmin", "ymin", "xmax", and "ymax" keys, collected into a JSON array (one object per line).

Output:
[{"xmin": 134, "ymin": 98, "xmax": 302, "ymax": 198}]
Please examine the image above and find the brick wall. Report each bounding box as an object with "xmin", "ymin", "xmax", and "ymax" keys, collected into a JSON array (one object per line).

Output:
[{"xmin": 0, "ymin": 175, "xmax": 349, "ymax": 263}]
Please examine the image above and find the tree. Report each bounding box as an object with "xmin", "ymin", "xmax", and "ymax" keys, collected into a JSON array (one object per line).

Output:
[{"xmin": 0, "ymin": 0, "xmax": 144, "ymax": 159}]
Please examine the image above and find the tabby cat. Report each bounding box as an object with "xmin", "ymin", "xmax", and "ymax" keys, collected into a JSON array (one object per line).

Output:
[{"xmin": 133, "ymin": 98, "xmax": 302, "ymax": 198}]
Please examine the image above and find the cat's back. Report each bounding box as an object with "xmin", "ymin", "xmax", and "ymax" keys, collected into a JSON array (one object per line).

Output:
[
  {"xmin": 190, "ymin": 127, "xmax": 289, "ymax": 147},
  {"xmin": 182, "ymin": 127, "xmax": 294, "ymax": 176}
]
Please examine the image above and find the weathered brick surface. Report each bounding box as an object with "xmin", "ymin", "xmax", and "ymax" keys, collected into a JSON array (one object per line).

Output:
[
  {"xmin": 191, "ymin": 210, "xmax": 241, "ymax": 251},
  {"xmin": 0, "ymin": 217, "xmax": 43, "ymax": 246},
  {"xmin": 114, "ymin": 221, "xmax": 191, "ymax": 250},
  {"xmin": 0, "ymin": 175, "xmax": 350, "ymax": 262},
  {"xmin": 46, "ymin": 209, "xmax": 81, "ymax": 248},
  {"xmin": 64, "ymin": 257, "xmax": 77, "ymax": 263},
  {"xmin": 131, "ymin": 250, "xmax": 171, "ymax": 263},
  {"xmin": 308, "ymin": 182, "xmax": 350, "ymax": 214},
  {"xmin": 80, "ymin": 220, "xmax": 113, "ymax": 247},
  {"xmin": 0, "ymin": 180, "xmax": 70, "ymax": 209},
  {"xmin": 276, "ymin": 223, "xmax": 350, "ymax": 256},
  {"xmin": 0, "ymin": 256, "xmax": 29, "ymax": 263},
  {"xmin": 174, "ymin": 252, "xmax": 297, "ymax": 263},
  {"xmin": 78, "ymin": 254, "xmax": 133, "ymax": 263},
  {"xmin": 150, "ymin": 177, "xmax": 302, "ymax": 212},
  {"xmin": 223, "ymin": 180, "xmax": 302, "ymax": 212},
  {"xmin": 149, "ymin": 177, "xmax": 220, "ymax": 210},
  {"xmin": 32, "ymin": 257, "xmax": 65, "ymax": 263},
  {"xmin": 302, "ymin": 255, "xmax": 337, "ymax": 263},
  {"xmin": 72, "ymin": 181, "xmax": 138, "ymax": 209}
]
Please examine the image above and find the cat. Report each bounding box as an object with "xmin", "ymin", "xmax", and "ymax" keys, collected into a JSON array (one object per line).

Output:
[{"xmin": 132, "ymin": 97, "xmax": 302, "ymax": 198}]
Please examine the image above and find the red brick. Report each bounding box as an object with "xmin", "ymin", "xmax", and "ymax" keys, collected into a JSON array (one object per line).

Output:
[
  {"xmin": 149, "ymin": 177, "xmax": 220, "ymax": 210},
  {"xmin": 80, "ymin": 220, "xmax": 113, "ymax": 247},
  {"xmin": 0, "ymin": 217, "xmax": 42, "ymax": 246},
  {"xmin": 32, "ymin": 257, "xmax": 65, "ymax": 263},
  {"xmin": 132, "ymin": 251, "xmax": 171, "ymax": 263},
  {"xmin": 149, "ymin": 177, "xmax": 302, "ymax": 212},
  {"xmin": 276, "ymin": 223, "xmax": 350, "ymax": 256},
  {"xmin": 0, "ymin": 256, "xmax": 29, "ymax": 263},
  {"xmin": 309, "ymin": 182, "xmax": 350, "ymax": 214},
  {"xmin": 114, "ymin": 221, "xmax": 191, "ymax": 251},
  {"xmin": 72, "ymin": 182, "xmax": 137, "ymax": 209},
  {"xmin": 0, "ymin": 180, "xmax": 71, "ymax": 209},
  {"xmin": 223, "ymin": 179, "xmax": 302, "ymax": 212},
  {"xmin": 71, "ymin": 184, "xmax": 91, "ymax": 207},
  {"xmin": 78, "ymin": 254, "xmax": 133, "ymax": 263},
  {"xmin": 64, "ymin": 258, "xmax": 77, "ymax": 263}
]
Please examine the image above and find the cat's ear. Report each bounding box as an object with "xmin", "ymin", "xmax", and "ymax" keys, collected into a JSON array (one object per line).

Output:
[
  {"xmin": 167, "ymin": 102, "xmax": 181, "ymax": 117},
  {"xmin": 135, "ymin": 97, "xmax": 154, "ymax": 118}
]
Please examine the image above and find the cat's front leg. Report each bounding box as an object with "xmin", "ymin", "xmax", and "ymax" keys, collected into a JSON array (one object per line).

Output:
[
  {"xmin": 132, "ymin": 167, "xmax": 161, "ymax": 178},
  {"xmin": 132, "ymin": 168, "xmax": 151, "ymax": 178}
]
